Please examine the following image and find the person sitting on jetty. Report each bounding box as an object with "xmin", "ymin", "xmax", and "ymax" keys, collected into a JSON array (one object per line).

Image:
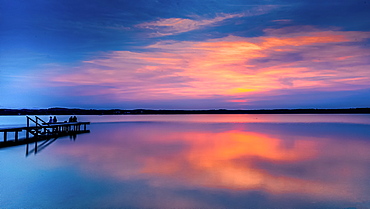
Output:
[
  {"xmin": 53, "ymin": 116, "xmax": 58, "ymax": 123},
  {"xmin": 48, "ymin": 116, "xmax": 53, "ymax": 123},
  {"xmin": 73, "ymin": 116, "xmax": 78, "ymax": 122},
  {"xmin": 69, "ymin": 116, "xmax": 73, "ymax": 122}
]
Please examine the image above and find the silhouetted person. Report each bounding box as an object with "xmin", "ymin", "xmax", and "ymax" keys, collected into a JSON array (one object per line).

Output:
[
  {"xmin": 73, "ymin": 116, "xmax": 77, "ymax": 122},
  {"xmin": 69, "ymin": 116, "xmax": 73, "ymax": 122},
  {"xmin": 53, "ymin": 116, "xmax": 58, "ymax": 123},
  {"xmin": 48, "ymin": 116, "xmax": 53, "ymax": 123}
]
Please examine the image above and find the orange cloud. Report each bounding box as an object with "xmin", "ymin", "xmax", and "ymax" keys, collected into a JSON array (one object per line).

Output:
[
  {"xmin": 261, "ymin": 33, "xmax": 348, "ymax": 48},
  {"xmin": 44, "ymin": 28, "xmax": 370, "ymax": 102}
]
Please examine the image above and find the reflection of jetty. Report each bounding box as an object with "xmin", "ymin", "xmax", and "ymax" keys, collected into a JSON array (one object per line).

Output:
[{"xmin": 0, "ymin": 116, "xmax": 90, "ymax": 148}]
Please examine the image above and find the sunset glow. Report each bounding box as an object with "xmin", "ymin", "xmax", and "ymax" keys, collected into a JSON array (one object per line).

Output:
[
  {"xmin": 45, "ymin": 30, "xmax": 370, "ymax": 105},
  {"xmin": 1, "ymin": 1, "xmax": 370, "ymax": 108}
]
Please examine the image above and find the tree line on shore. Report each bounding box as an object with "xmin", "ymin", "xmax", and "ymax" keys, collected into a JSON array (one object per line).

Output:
[{"xmin": 0, "ymin": 107, "xmax": 369, "ymax": 115}]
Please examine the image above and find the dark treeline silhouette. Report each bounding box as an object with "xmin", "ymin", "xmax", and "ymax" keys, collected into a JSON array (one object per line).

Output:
[{"xmin": 0, "ymin": 107, "xmax": 369, "ymax": 115}]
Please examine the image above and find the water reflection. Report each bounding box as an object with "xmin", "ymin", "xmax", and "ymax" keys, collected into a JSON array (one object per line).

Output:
[
  {"xmin": 47, "ymin": 121, "xmax": 370, "ymax": 208},
  {"xmin": 25, "ymin": 138, "xmax": 58, "ymax": 156},
  {"xmin": 25, "ymin": 133, "xmax": 77, "ymax": 156}
]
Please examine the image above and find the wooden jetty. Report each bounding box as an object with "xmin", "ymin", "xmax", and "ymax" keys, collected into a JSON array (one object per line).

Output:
[{"xmin": 0, "ymin": 116, "xmax": 90, "ymax": 148}]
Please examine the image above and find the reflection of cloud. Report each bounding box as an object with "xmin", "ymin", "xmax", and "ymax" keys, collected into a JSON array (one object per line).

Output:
[
  {"xmin": 54, "ymin": 123, "xmax": 370, "ymax": 202},
  {"xmin": 45, "ymin": 27, "xmax": 370, "ymax": 104}
]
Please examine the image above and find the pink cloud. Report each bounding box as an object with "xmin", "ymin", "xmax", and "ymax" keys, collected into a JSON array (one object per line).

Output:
[{"xmin": 44, "ymin": 27, "xmax": 370, "ymax": 103}]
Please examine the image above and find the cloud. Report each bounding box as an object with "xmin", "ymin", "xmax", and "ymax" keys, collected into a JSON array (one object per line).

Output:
[
  {"xmin": 136, "ymin": 6, "xmax": 276, "ymax": 37},
  {"xmin": 43, "ymin": 27, "xmax": 370, "ymax": 106},
  {"xmin": 136, "ymin": 14, "xmax": 243, "ymax": 36}
]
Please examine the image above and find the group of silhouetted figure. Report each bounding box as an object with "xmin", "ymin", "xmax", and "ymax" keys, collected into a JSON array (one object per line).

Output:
[
  {"xmin": 69, "ymin": 116, "xmax": 78, "ymax": 122},
  {"xmin": 48, "ymin": 116, "xmax": 78, "ymax": 123}
]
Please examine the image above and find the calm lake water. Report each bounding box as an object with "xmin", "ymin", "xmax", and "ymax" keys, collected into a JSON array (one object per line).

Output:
[{"xmin": 1, "ymin": 114, "xmax": 370, "ymax": 209}]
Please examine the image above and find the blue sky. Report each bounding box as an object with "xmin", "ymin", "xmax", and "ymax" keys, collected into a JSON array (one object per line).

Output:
[{"xmin": 1, "ymin": 0, "xmax": 370, "ymax": 109}]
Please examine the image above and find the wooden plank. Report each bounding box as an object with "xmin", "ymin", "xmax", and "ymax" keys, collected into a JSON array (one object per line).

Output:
[
  {"xmin": 0, "ymin": 122, "xmax": 90, "ymax": 132},
  {"xmin": 15, "ymin": 131, "xmax": 19, "ymax": 142},
  {"xmin": 0, "ymin": 127, "xmax": 28, "ymax": 132},
  {"xmin": 0, "ymin": 123, "xmax": 90, "ymax": 132},
  {"xmin": 0, "ymin": 130, "xmax": 90, "ymax": 148}
]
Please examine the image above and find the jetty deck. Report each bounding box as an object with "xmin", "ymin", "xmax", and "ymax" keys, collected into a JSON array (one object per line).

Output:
[{"xmin": 0, "ymin": 116, "xmax": 90, "ymax": 148}]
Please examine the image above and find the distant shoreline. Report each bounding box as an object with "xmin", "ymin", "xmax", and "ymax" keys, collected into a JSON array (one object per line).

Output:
[{"xmin": 0, "ymin": 108, "xmax": 369, "ymax": 115}]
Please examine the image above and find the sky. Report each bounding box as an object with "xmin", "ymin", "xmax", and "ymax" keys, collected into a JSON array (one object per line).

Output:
[{"xmin": 1, "ymin": 0, "xmax": 370, "ymax": 109}]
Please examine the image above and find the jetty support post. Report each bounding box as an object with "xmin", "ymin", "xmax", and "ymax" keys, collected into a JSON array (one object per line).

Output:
[
  {"xmin": 15, "ymin": 131, "xmax": 19, "ymax": 142},
  {"xmin": 26, "ymin": 143, "xmax": 29, "ymax": 156},
  {"xmin": 26, "ymin": 117, "xmax": 30, "ymax": 139},
  {"xmin": 34, "ymin": 141, "xmax": 38, "ymax": 153}
]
